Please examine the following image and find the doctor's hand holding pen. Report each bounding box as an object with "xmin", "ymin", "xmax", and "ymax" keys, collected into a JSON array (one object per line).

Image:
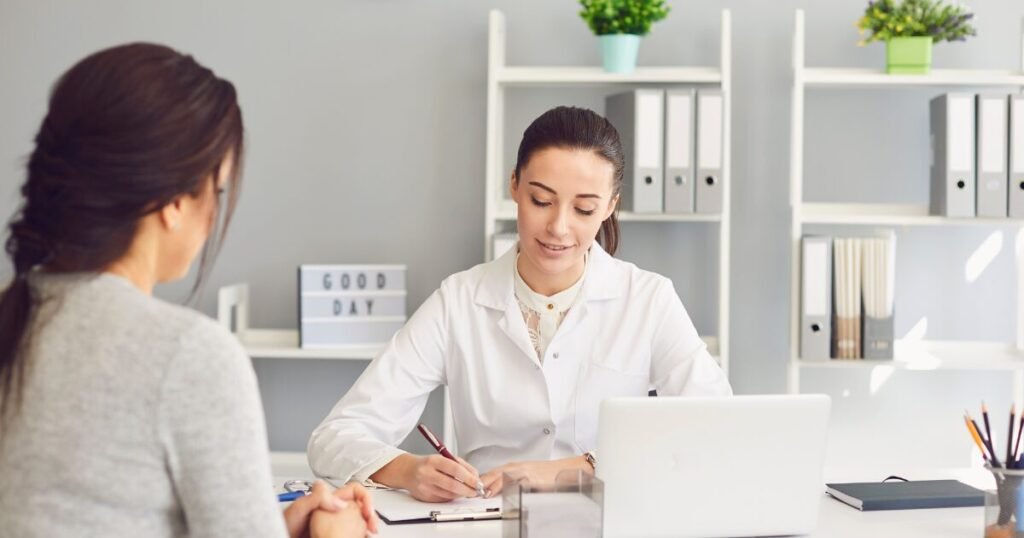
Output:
[{"xmin": 369, "ymin": 424, "xmax": 485, "ymax": 503}]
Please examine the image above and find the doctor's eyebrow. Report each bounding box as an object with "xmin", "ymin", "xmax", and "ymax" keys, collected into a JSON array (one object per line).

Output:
[{"xmin": 527, "ymin": 181, "xmax": 602, "ymax": 199}]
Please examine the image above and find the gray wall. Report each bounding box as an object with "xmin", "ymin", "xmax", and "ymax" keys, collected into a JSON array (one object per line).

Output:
[{"xmin": 2, "ymin": 0, "xmax": 1022, "ymax": 467}]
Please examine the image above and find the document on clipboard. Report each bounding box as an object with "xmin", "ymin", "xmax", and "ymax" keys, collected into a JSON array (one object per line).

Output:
[{"xmin": 373, "ymin": 489, "xmax": 502, "ymax": 525}]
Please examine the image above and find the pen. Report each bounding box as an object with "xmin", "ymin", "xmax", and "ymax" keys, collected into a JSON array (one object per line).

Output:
[
  {"xmin": 417, "ymin": 423, "xmax": 486, "ymax": 498},
  {"xmin": 278, "ymin": 491, "xmax": 306, "ymax": 502}
]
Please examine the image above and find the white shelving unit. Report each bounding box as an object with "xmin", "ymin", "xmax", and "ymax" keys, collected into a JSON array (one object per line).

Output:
[
  {"xmin": 217, "ymin": 284, "xmax": 458, "ymax": 455},
  {"xmin": 217, "ymin": 284, "xmax": 383, "ymax": 361},
  {"xmin": 787, "ymin": 10, "xmax": 1024, "ymax": 399},
  {"xmin": 483, "ymin": 9, "xmax": 733, "ymax": 373}
]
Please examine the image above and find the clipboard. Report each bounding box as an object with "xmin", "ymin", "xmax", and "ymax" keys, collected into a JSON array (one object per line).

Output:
[{"xmin": 373, "ymin": 489, "xmax": 502, "ymax": 525}]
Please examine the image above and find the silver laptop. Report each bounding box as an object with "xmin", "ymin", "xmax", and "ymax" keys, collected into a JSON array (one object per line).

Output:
[{"xmin": 597, "ymin": 394, "xmax": 831, "ymax": 538}]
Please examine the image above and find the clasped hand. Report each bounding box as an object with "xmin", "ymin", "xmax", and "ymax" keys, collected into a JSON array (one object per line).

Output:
[{"xmin": 283, "ymin": 480, "xmax": 379, "ymax": 538}]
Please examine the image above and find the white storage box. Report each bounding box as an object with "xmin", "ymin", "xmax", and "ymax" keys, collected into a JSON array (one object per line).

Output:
[{"xmin": 299, "ymin": 265, "xmax": 407, "ymax": 348}]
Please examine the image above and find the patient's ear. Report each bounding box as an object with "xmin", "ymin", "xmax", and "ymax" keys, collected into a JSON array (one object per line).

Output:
[{"xmin": 159, "ymin": 197, "xmax": 185, "ymax": 231}]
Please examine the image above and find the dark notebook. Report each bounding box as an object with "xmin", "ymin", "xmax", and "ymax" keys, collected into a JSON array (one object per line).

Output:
[{"xmin": 825, "ymin": 480, "xmax": 985, "ymax": 511}]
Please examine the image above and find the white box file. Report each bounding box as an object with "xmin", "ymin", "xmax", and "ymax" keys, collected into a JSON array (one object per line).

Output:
[
  {"xmin": 605, "ymin": 89, "xmax": 666, "ymax": 213},
  {"xmin": 929, "ymin": 93, "xmax": 976, "ymax": 217}
]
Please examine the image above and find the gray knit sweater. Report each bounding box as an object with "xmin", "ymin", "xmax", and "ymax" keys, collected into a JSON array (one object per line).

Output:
[{"xmin": 0, "ymin": 273, "xmax": 287, "ymax": 538}]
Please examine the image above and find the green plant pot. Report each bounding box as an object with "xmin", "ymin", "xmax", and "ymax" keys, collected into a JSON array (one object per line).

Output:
[
  {"xmin": 600, "ymin": 34, "xmax": 642, "ymax": 73},
  {"xmin": 885, "ymin": 36, "xmax": 933, "ymax": 74}
]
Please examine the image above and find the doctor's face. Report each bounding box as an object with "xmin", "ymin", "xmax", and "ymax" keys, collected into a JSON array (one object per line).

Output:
[{"xmin": 510, "ymin": 147, "xmax": 618, "ymax": 282}]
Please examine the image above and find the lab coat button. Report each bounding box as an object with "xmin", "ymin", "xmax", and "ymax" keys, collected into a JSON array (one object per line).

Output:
[
  {"xmin": 542, "ymin": 428, "xmax": 552, "ymax": 435},
  {"xmin": 552, "ymin": 352, "xmax": 559, "ymax": 359}
]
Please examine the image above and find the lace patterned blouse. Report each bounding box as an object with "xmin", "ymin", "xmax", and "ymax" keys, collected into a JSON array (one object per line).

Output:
[{"xmin": 513, "ymin": 253, "xmax": 588, "ymax": 362}]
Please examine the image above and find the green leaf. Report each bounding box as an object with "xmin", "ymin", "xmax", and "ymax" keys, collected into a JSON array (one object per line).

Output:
[
  {"xmin": 578, "ymin": 0, "xmax": 670, "ymax": 36},
  {"xmin": 854, "ymin": 0, "xmax": 975, "ymax": 44}
]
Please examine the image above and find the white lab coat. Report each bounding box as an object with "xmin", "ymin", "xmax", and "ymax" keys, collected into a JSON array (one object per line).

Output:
[{"xmin": 307, "ymin": 243, "xmax": 731, "ymax": 484}]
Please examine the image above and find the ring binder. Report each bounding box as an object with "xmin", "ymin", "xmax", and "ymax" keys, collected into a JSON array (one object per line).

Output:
[{"xmin": 605, "ymin": 89, "xmax": 666, "ymax": 213}]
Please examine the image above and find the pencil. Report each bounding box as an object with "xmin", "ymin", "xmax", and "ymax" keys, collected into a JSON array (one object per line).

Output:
[
  {"xmin": 1008, "ymin": 406, "xmax": 1017, "ymax": 468},
  {"xmin": 965, "ymin": 414, "xmax": 989, "ymax": 462},
  {"xmin": 983, "ymin": 403, "xmax": 1000, "ymax": 467},
  {"xmin": 970, "ymin": 413, "xmax": 1000, "ymax": 466},
  {"xmin": 1014, "ymin": 413, "xmax": 1024, "ymax": 465}
]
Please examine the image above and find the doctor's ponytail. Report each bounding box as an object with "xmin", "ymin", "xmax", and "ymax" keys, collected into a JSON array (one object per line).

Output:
[{"xmin": 513, "ymin": 106, "xmax": 623, "ymax": 256}]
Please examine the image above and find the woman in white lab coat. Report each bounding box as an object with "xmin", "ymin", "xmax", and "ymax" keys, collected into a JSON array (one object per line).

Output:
[{"xmin": 308, "ymin": 106, "xmax": 731, "ymax": 502}]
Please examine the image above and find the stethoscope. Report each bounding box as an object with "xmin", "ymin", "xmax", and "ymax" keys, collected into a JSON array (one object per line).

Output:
[{"xmin": 278, "ymin": 479, "xmax": 313, "ymax": 502}]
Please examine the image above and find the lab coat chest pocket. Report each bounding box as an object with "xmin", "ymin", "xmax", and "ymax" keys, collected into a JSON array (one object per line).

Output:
[{"xmin": 573, "ymin": 359, "xmax": 650, "ymax": 450}]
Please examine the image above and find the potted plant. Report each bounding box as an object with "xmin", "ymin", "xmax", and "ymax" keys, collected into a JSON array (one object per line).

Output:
[
  {"xmin": 856, "ymin": 0, "xmax": 976, "ymax": 74},
  {"xmin": 579, "ymin": 0, "xmax": 671, "ymax": 74}
]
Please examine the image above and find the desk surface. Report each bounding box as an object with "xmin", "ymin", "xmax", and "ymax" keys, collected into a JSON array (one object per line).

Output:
[
  {"xmin": 278, "ymin": 467, "xmax": 992, "ymax": 537},
  {"xmin": 369, "ymin": 502, "xmax": 983, "ymax": 538}
]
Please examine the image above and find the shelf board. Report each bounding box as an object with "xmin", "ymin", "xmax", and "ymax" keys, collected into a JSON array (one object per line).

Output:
[
  {"xmin": 801, "ymin": 68, "xmax": 1024, "ymax": 88},
  {"xmin": 236, "ymin": 329, "xmax": 383, "ymax": 360},
  {"xmin": 796, "ymin": 340, "xmax": 1024, "ymax": 371},
  {"xmin": 494, "ymin": 207, "xmax": 721, "ymax": 223},
  {"xmin": 496, "ymin": 66, "xmax": 722, "ymax": 86},
  {"xmin": 238, "ymin": 330, "xmax": 720, "ymax": 364},
  {"xmin": 799, "ymin": 203, "xmax": 1024, "ymax": 227}
]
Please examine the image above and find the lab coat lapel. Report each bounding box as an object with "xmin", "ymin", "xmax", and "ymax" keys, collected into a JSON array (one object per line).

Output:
[
  {"xmin": 498, "ymin": 301, "xmax": 541, "ymax": 364},
  {"xmin": 474, "ymin": 246, "xmax": 542, "ymax": 364}
]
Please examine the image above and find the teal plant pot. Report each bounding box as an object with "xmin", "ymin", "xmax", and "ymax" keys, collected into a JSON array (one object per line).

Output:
[
  {"xmin": 600, "ymin": 34, "xmax": 642, "ymax": 73},
  {"xmin": 885, "ymin": 36, "xmax": 933, "ymax": 74}
]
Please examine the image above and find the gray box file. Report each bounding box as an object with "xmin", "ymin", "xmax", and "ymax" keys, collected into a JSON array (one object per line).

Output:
[
  {"xmin": 301, "ymin": 291, "xmax": 406, "ymax": 318},
  {"xmin": 863, "ymin": 315, "xmax": 895, "ymax": 360},
  {"xmin": 929, "ymin": 93, "xmax": 976, "ymax": 217},
  {"xmin": 800, "ymin": 236, "xmax": 832, "ymax": 361},
  {"xmin": 976, "ymin": 94, "xmax": 1009, "ymax": 217},
  {"xmin": 1010, "ymin": 96, "xmax": 1024, "ymax": 218},
  {"xmin": 605, "ymin": 89, "xmax": 665, "ymax": 213},
  {"xmin": 300, "ymin": 265, "xmax": 406, "ymax": 292},
  {"xmin": 695, "ymin": 89, "xmax": 724, "ymax": 214},
  {"xmin": 663, "ymin": 89, "xmax": 696, "ymax": 213}
]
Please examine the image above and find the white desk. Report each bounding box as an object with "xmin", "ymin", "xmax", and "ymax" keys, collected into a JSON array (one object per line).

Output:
[
  {"xmin": 372, "ymin": 505, "xmax": 982, "ymax": 538},
  {"xmin": 276, "ymin": 467, "xmax": 994, "ymax": 537}
]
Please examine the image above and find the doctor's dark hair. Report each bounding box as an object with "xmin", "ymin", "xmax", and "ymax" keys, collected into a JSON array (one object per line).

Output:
[
  {"xmin": 0, "ymin": 43, "xmax": 244, "ymax": 420},
  {"xmin": 513, "ymin": 106, "xmax": 624, "ymax": 256}
]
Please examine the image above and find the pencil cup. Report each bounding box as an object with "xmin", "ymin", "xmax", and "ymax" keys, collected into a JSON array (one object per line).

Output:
[
  {"xmin": 501, "ymin": 469, "xmax": 603, "ymax": 538},
  {"xmin": 984, "ymin": 465, "xmax": 1024, "ymax": 538}
]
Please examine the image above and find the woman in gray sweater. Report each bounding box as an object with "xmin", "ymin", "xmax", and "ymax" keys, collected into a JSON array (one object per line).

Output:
[{"xmin": 0, "ymin": 43, "xmax": 377, "ymax": 537}]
